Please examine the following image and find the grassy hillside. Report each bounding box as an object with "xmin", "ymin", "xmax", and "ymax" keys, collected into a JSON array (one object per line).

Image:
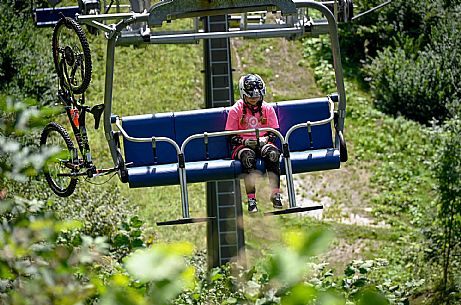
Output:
[
  {"xmin": 3, "ymin": 9, "xmax": 439, "ymax": 302},
  {"xmin": 81, "ymin": 19, "xmax": 325, "ymax": 247},
  {"xmin": 81, "ymin": 17, "xmax": 437, "ymax": 266},
  {"xmin": 1, "ymin": 2, "xmax": 456, "ymax": 303}
]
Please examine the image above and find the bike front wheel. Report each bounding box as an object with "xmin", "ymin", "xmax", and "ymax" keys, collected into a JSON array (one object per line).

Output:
[{"xmin": 40, "ymin": 122, "xmax": 78, "ymax": 197}]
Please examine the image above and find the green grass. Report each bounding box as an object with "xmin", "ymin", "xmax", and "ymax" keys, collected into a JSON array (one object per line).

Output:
[{"xmin": 0, "ymin": 3, "xmax": 445, "ymax": 302}]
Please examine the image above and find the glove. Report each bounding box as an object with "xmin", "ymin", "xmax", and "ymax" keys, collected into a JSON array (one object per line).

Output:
[
  {"xmin": 244, "ymin": 139, "xmax": 258, "ymax": 149},
  {"xmin": 259, "ymin": 136, "xmax": 268, "ymax": 146}
]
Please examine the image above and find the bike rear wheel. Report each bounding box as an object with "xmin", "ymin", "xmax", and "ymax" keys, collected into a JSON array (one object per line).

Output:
[
  {"xmin": 52, "ymin": 17, "xmax": 92, "ymax": 94},
  {"xmin": 40, "ymin": 122, "xmax": 78, "ymax": 197}
]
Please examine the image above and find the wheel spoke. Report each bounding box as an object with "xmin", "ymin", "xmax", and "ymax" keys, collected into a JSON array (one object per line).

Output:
[{"xmin": 45, "ymin": 130, "xmax": 74, "ymax": 191}]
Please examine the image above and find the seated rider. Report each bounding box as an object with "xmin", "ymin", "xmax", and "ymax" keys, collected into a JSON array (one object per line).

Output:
[{"xmin": 225, "ymin": 74, "xmax": 283, "ymax": 213}]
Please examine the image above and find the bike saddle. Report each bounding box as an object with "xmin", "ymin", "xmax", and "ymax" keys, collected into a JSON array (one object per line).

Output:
[{"xmin": 89, "ymin": 104, "xmax": 104, "ymax": 129}]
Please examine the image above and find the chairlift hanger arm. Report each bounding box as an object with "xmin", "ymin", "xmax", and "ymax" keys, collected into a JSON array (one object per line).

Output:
[
  {"xmin": 292, "ymin": 1, "xmax": 346, "ymax": 130},
  {"xmin": 78, "ymin": 0, "xmax": 297, "ymax": 29},
  {"xmin": 147, "ymin": 0, "xmax": 297, "ymax": 26}
]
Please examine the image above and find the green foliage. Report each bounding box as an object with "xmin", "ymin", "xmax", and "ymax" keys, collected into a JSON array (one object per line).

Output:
[
  {"xmin": 431, "ymin": 117, "xmax": 461, "ymax": 302},
  {"xmin": 0, "ymin": 96, "xmax": 59, "ymax": 181},
  {"xmin": 302, "ymin": 30, "xmax": 433, "ymax": 301},
  {"xmin": 364, "ymin": 3, "xmax": 461, "ymax": 123},
  {"xmin": 339, "ymin": 0, "xmax": 443, "ymax": 66},
  {"xmin": 0, "ymin": 1, "xmax": 56, "ymax": 105},
  {"xmin": 123, "ymin": 243, "xmax": 195, "ymax": 305},
  {"xmin": 174, "ymin": 230, "xmax": 397, "ymax": 305},
  {"xmin": 1, "ymin": 96, "xmax": 148, "ymax": 264},
  {"xmin": 335, "ymin": 0, "xmax": 461, "ymax": 123},
  {"xmin": 48, "ymin": 184, "xmax": 149, "ymax": 262},
  {"xmin": 0, "ymin": 96, "xmax": 104, "ymax": 304},
  {"xmin": 302, "ymin": 37, "xmax": 335, "ymax": 93},
  {"xmin": 0, "ymin": 196, "xmax": 107, "ymax": 304},
  {"xmin": 0, "ymin": 95, "xmax": 199, "ymax": 304}
]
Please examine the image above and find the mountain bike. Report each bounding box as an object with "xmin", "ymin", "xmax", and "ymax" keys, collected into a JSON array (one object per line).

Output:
[{"xmin": 41, "ymin": 17, "xmax": 125, "ymax": 197}]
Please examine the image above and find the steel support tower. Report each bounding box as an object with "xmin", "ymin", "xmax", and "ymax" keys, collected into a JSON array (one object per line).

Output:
[{"xmin": 203, "ymin": 15, "xmax": 246, "ymax": 267}]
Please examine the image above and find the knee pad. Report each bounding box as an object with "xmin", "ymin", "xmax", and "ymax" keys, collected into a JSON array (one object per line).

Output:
[
  {"xmin": 238, "ymin": 148, "xmax": 256, "ymax": 169},
  {"xmin": 261, "ymin": 144, "xmax": 280, "ymax": 163}
]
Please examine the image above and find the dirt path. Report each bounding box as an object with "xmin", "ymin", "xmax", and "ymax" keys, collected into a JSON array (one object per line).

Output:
[{"xmin": 292, "ymin": 166, "xmax": 388, "ymax": 228}]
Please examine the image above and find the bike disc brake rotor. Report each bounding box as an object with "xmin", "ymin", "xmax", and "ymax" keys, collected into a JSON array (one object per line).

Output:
[{"xmin": 57, "ymin": 29, "xmax": 85, "ymax": 91}]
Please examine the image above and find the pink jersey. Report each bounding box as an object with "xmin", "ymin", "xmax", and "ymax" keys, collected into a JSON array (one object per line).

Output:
[{"xmin": 225, "ymin": 99, "xmax": 279, "ymax": 139}]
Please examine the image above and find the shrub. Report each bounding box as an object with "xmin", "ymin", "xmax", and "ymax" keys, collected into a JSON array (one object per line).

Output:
[
  {"xmin": 367, "ymin": 7, "xmax": 461, "ymax": 123},
  {"xmin": 339, "ymin": 0, "xmax": 444, "ymax": 66},
  {"xmin": 0, "ymin": 0, "xmax": 56, "ymax": 105},
  {"xmin": 432, "ymin": 117, "xmax": 461, "ymax": 303}
]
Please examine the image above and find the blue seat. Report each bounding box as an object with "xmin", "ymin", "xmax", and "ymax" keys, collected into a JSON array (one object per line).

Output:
[
  {"xmin": 121, "ymin": 97, "xmax": 340, "ymax": 188},
  {"xmin": 34, "ymin": 6, "xmax": 80, "ymax": 27}
]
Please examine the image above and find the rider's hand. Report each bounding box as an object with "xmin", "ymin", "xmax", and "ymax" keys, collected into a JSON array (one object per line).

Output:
[{"xmin": 244, "ymin": 139, "xmax": 258, "ymax": 149}]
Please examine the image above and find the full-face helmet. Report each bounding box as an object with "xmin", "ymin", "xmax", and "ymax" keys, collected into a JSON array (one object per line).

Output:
[{"xmin": 238, "ymin": 74, "xmax": 266, "ymax": 101}]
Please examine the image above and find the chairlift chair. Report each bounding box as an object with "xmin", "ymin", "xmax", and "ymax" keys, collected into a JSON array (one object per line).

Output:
[{"xmin": 51, "ymin": 0, "xmax": 351, "ymax": 225}]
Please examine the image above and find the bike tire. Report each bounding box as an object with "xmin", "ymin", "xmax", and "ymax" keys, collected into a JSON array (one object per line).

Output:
[
  {"xmin": 40, "ymin": 122, "xmax": 78, "ymax": 197},
  {"xmin": 52, "ymin": 17, "xmax": 92, "ymax": 94}
]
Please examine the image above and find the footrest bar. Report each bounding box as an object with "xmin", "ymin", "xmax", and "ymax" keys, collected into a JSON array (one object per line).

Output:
[
  {"xmin": 156, "ymin": 217, "xmax": 215, "ymax": 226},
  {"xmin": 264, "ymin": 205, "xmax": 323, "ymax": 216}
]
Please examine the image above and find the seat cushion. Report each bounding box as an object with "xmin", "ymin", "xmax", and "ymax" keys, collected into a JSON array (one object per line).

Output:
[
  {"xmin": 281, "ymin": 148, "xmax": 340, "ymax": 174},
  {"xmin": 127, "ymin": 148, "xmax": 339, "ymax": 187},
  {"xmin": 127, "ymin": 159, "xmax": 238, "ymax": 187}
]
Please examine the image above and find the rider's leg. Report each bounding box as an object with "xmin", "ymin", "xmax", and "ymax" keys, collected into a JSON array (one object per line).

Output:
[
  {"xmin": 236, "ymin": 147, "xmax": 258, "ymax": 212},
  {"xmin": 261, "ymin": 144, "xmax": 282, "ymax": 208}
]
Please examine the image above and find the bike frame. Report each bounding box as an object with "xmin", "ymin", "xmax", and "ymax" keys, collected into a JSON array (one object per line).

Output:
[{"xmin": 58, "ymin": 89, "xmax": 96, "ymax": 177}]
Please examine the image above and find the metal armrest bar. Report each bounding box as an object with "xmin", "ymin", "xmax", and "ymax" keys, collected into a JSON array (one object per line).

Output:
[
  {"xmin": 115, "ymin": 116, "xmax": 191, "ymax": 218},
  {"xmin": 283, "ymin": 99, "xmax": 334, "ymax": 205},
  {"xmin": 78, "ymin": 12, "xmax": 149, "ymax": 23},
  {"xmin": 180, "ymin": 127, "xmax": 298, "ymax": 209},
  {"xmin": 294, "ymin": 0, "xmax": 347, "ymax": 133},
  {"xmin": 180, "ymin": 127, "xmax": 284, "ymax": 152},
  {"xmin": 87, "ymin": 20, "xmax": 115, "ymax": 33},
  {"xmin": 147, "ymin": 27, "xmax": 301, "ymax": 43}
]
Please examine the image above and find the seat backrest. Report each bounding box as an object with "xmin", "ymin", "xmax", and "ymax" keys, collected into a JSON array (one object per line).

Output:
[
  {"xmin": 122, "ymin": 108, "xmax": 230, "ymax": 166},
  {"xmin": 123, "ymin": 112, "xmax": 177, "ymax": 166},
  {"xmin": 174, "ymin": 108, "xmax": 230, "ymax": 162},
  {"xmin": 34, "ymin": 6, "xmax": 80, "ymax": 27},
  {"xmin": 276, "ymin": 98, "xmax": 333, "ymax": 151}
]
